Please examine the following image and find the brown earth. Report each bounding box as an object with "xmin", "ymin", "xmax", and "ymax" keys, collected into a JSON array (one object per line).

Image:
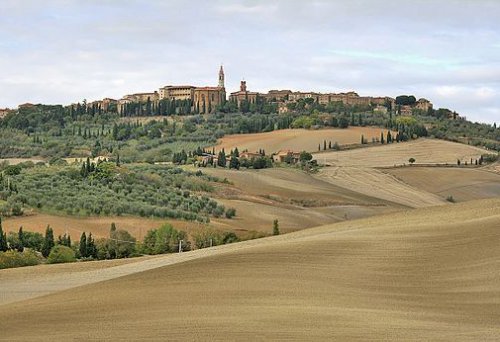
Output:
[
  {"xmin": 387, "ymin": 166, "xmax": 500, "ymax": 202},
  {"xmin": 212, "ymin": 127, "xmax": 389, "ymax": 153},
  {"xmin": 2, "ymin": 214, "xmax": 202, "ymax": 241},
  {"xmin": 315, "ymin": 138, "xmax": 489, "ymax": 167},
  {"xmin": 201, "ymin": 167, "xmax": 400, "ymax": 233},
  {"xmin": 316, "ymin": 166, "xmax": 446, "ymax": 208},
  {"xmin": 1, "ymin": 198, "xmax": 499, "ymax": 341}
]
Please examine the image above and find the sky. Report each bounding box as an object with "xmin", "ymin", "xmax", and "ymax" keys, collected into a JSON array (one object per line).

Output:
[{"xmin": 0, "ymin": 0, "xmax": 498, "ymax": 124}]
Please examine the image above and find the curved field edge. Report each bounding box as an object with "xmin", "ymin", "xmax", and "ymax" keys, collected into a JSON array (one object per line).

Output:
[{"xmin": 1, "ymin": 198, "xmax": 499, "ymax": 340}]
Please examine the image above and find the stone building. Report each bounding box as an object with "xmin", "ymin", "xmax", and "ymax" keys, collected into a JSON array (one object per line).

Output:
[
  {"xmin": 193, "ymin": 86, "xmax": 226, "ymax": 114},
  {"xmin": 192, "ymin": 65, "xmax": 226, "ymax": 114},
  {"xmin": 263, "ymin": 90, "xmax": 292, "ymax": 102},
  {"xmin": 159, "ymin": 86, "xmax": 195, "ymax": 101},
  {"xmin": 0, "ymin": 108, "xmax": 12, "ymax": 118},
  {"xmin": 229, "ymin": 81, "xmax": 260, "ymax": 108},
  {"xmin": 415, "ymin": 98, "xmax": 433, "ymax": 112}
]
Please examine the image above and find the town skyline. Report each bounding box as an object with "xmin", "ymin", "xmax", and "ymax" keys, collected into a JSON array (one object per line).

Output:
[{"xmin": 0, "ymin": 1, "xmax": 498, "ymax": 124}]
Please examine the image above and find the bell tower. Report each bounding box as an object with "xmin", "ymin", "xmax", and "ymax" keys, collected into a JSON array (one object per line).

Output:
[{"xmin": 218, "ymin": 64, "xmax": 225, "ymax": 88}]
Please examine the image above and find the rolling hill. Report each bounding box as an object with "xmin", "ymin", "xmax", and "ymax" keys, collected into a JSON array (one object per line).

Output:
[
  {"xmin": 1, "ymin": 198, "xmax": 499, "ymax": 340},
  {"xmin": 212, "ymin": 127, "xmax": 388, "ymax": 153}
]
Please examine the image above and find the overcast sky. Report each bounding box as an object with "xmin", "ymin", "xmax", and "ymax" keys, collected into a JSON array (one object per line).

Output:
[{"xmin": 0, "ymin": 0, "xmax": 498, "ymax": 124}]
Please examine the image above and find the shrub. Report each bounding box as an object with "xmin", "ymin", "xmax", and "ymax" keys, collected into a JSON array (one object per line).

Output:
[
  {"xmin": 446, "ymin": 195, "xmax": 455, "ymax": 203},
  {"xmin": 0, "ymin": 250, "xmax": 40, "ymax": 269},
  {"xmin": 47, "ymin": 245, "xmax": 76, "ymax": 264},
  {"xmin": 481, "ymin": 154, "xmax": 498, "ymax": 163},
  {"xmin": 225, "ymin": 208, "xmax": 236, "ymax": 219}
]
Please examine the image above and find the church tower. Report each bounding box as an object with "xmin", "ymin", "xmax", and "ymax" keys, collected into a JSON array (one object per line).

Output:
[{"xmin": 218, "ymin": 64, "xmax": 225, "ymax": 88}]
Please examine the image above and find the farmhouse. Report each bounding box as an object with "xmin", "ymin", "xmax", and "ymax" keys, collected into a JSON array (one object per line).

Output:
[{"xmin": 273, "ymin": 150, "xmax": 301, "ymax": 163}]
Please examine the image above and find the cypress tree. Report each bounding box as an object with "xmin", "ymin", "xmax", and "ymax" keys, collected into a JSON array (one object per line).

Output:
[
  {"xmin": 41, "ymin": 225, "xmax": 55, "ymax": 257},
  {"xmin": 17, "ymin": 226, "xmax": 24, "ymax": 252},
  {"xmin": 380, "ymin": 132, "xmax": 385, "ymax": 144},
  {"xmin": 86, "ymin": 233, "xmax": 97, "ymax": 258},
  {"xmin": 0, "ymin": 218, "xmax": 8, "ymax": 252},
  {"xmin": 272, "ymin": 219, "xmax": 280, "ymax": 236},
  {"xmin": 323, "ymin": 140, "xmax": 327, "ymax": 150},
  {"xmin": 79, "ymin": 232, "xmax": 87, "ymax": 258},
  {"xmin": 86, "ymin": 157, "xmax": 91, "ymax": 174}
]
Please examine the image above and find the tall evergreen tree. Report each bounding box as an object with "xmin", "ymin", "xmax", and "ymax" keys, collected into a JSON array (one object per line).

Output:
[
  {"xmin": 41, "ymin": 225, "xmax": 55, "ymax": 257},
  {"xmin": 273, "ymin": 219, "xmax": 280, "ymax": 236},
  {"xmin": 17, "ymin": 226, "xmax": 25, "ymax": 252},
  {"xmin": 0, "ymin": 217, "xmax": 8, "ymax": 252},
  {"xmin": 86, "ymin": 233, "xmax": 97, "ymax": 258},
  {"xmin": 79, "ymin": 232, "xmax": 87, "ymax": 258},
  {"xmin": 387, "ymin": 131, "xmax": 393, "ymax": 143}
]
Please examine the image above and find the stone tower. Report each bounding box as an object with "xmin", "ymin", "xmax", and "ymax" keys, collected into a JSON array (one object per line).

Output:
[
  {"xmin": 240, "ymin": 80, "xmax": 247, "ymax": 92},
  {"xmin": 218, "ymin": 65, "xmax": 225, "ymax": 88}
]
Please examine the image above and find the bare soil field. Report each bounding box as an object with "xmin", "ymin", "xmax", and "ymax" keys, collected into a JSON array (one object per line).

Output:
[
  {"xmin": 0, "ymin": 157, "xmax": 45, "ymax": 165},
  {"xmin": 2, "ymin": 214, "xmax": 200, "ymax": 241},
  {"xmin": 213, "ymin": 127, "xmax": 389, "ymax": 153},
  {"xmin": 315, "ymin": 138, "xmax": 489, "ymax": 167},
  {"xmin": 387, "ymin": 167, "xmax": 500, "ymax": 202},
  {"xmin": 201, "ymin": 167, "xmax": 399, "ymax": 233},
  {"xmin": 317, "ymin": 166, "xmax": 446, "ymax": 208},
  {"xmin": 1, "ymin": 198, "xmax": 499, "ymax": 340}
]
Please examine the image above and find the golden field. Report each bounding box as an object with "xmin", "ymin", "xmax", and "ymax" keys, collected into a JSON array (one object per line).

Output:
[
  {"xmin": 1, "ymin": 198, "xmax": 499, "ymax": 340},
  {"xmin": 212, "ymin": 127, "xmax": 389, "ymax": 153}
]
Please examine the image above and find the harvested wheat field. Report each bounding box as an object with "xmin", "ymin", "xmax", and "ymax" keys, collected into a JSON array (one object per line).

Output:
[
  {"xmin": 2, "ymin": 214, "xmax": 201, "ymax": 241},
  {"xmin": 1, "ymin": 198, "xmax": 499, "ymax": 340},
  {"xmin": 315, "ymin": 138, "xmax": 489, "ymax": 167},
  {"xmin": 317, "ymin": 166, "xmax": 446, "ymax": 208},
  {"xmin": 212, "ymin": 127, "xmax": 389, "ymax": 153},
  {"xmin": 201, "ymin": 167, "xmax": 399, "ymax": 232},
  {"xmin": 387, "ymin": 166, "xmax": 500, "ymax": 202}
]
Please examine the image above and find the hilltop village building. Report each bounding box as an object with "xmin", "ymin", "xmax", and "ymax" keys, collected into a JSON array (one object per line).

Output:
[
  {"xmin": 117, "ymin": 65, "xmax": 226, "ymax": 114},
  {"xmin": 102, "ymin": 64, "xmax": 435, "ymax": 117},
  {"xmin": 229, "ymin": 81, "xmax": 260, "ymax": 107},
  {"xmin": 0, "ymin": 108, "xmax": 12, "ymax": 118}
]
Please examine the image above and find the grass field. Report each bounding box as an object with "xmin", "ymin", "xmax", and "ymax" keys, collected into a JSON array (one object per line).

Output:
[
  {"xmin": 212, "ymin": 127, "xmax": 389, "ymax": 153},
  {"xmin": 0, "ymin": 157, "xmax": 45, "ymax": 165},
  {"xmin": 314, "ymin": 138, "xmax": 489, "ymax": 167},
  {"xmin": 387, "ymin": 166, "xmax": 500, "ymax": 202},
  {"xmin": 1, "ymin": 198, "xmax": 499, "ymax": 340}
]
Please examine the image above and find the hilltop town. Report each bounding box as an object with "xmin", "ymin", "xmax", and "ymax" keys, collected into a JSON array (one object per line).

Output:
[
  {"xmin": 89, "ymin": 65, "xmax": 437, "ymax": 118},
  {"xmin": 1, "ymin": 65, "xmax": 442, "ymax": 121}
]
